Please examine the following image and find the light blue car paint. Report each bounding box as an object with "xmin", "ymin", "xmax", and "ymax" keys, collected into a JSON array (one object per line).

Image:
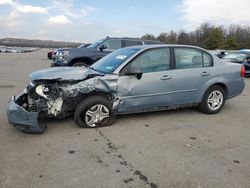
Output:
[{"xmin": 7, "ymin": 45, "xmax": 245, "ymax": 133}]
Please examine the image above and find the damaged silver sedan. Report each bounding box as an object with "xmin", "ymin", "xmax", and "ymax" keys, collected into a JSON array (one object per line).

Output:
[{"xmin": 7, "ymin": 45, "xmax": 245, "ymax": 133}]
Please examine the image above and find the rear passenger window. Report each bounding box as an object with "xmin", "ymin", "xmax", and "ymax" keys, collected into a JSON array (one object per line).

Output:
[
  {"xmin": 123, "ymin": 40, "xmax": 143, "ymax": 47},
  {"xmin": 203, "ymin": 52, "xmax": 213, "ymax": 67},
  {"xmin": 175, "ymin": 48, "xmax": 202, "ymax": 69}
]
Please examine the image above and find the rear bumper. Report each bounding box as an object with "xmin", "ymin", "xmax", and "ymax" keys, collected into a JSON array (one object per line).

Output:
[
  {"xmin": 7, "ymin": 94, "xmax": 47, "ymax": 133},
  {"xmin": 227, "ymin": 77, "xmax": 245, "ymax": 99}
]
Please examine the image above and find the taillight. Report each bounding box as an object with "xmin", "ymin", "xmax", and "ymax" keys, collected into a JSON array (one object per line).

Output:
[{"xmin": 241, "ymin": 65, "xmax": 245, "ymax": 77}]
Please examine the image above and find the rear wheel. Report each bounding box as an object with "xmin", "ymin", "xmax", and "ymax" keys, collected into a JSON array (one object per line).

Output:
[
  {"xmin": 72, "ymin": 62, "xmax": 87, "ymax": 67},
  {"xmin": 74, "ymin": 96, "xmax": 115, "ymax": 128},
  {"xmin": 199, "ymin": 85, "xmax": 226, "ymax": 114}
]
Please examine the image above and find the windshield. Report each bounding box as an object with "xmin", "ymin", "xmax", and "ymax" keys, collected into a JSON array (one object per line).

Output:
[
  {"xmin": 87, "ymin": 39, "xmax": 104, "ymax": 49},
  {"xmin": 91, "ymin": 47, "xmax": 141, "ymax": 73},
  {"xmin": 223, "ymin": 53, "xmax": 247, "ymax": 62}
]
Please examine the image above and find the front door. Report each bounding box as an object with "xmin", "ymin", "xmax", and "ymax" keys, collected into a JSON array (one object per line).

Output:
[
  {"xmin": 116, "ymin": 47, "xmax": 173, "ymax": 113},
  {"xmin": 95, "ymin": 39, "xmax": 123, "ymax": 60}
]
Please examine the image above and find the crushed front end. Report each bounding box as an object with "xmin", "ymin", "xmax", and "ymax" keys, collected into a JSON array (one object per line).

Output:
[
  {"xmin": 7, "ymin": 92, "xmax": 47, "ymax": 133},
  {"xmin": 7, "ymin": 75, "xmax": 117, "ymax": 133},
  {"xmin": 7, "ymin": 80, "xmax": 81, "ymax": 133},
  {"xmin": 7, "ymin": 80, "xmax": 62, "ymax": 133}
]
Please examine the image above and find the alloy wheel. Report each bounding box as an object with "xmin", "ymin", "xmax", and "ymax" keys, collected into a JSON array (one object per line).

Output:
[
  {"xmin": 207, "ymin": 90, "xmax": 223, "ymax": 111},
  {"xmin": 84, "ymin": 104, "xmax": 110, "ymax": 127}
]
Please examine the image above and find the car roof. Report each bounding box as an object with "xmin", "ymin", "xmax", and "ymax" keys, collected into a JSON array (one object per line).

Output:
[
  {"xmin": 104, "ymin": 37, "xmax": 163, "ymax": 43},
  {"xmin": 123, "ymin": 44, "xmax": 210, "ymax": 52}
]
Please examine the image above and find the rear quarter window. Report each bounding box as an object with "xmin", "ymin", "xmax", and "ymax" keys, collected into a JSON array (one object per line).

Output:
[{"xmin": 203, "ymin": 52, "xmax": 213, "ymax": 67}]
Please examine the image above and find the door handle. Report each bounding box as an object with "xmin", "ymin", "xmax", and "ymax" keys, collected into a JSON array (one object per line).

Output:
[
  {"xmin": 160, "ymin": 75, "xmax": 172, "ymax": 80},
  {"xmin": 200, "ymin": 71, "xmax": 210, "ymax": 76}
]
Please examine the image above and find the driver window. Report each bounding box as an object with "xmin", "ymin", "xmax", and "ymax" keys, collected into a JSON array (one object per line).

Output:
[
  {"xmin": 102, "ymin": 39, "xmax": 122, "ymax": 51},
  {"xmin": 129, "ymin": 48, "xmax": 170, "ymax": 73}
]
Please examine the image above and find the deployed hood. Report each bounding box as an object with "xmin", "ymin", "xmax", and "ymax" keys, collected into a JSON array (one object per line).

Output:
[{"xmin": 29, "ymin": 67, "xmax": 104, "ymax": 81}]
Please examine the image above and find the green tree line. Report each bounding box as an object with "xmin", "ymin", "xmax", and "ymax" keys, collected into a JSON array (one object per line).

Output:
[{"xmin": 141, "ymin": 23, "xmax": 250, "ymax": 50}]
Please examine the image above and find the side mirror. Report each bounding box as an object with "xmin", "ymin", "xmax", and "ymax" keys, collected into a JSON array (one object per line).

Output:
[
  {"xmin": 124, "ymin": 67, "xmax": 143, "ymax": 80},
  {"xmin": 99, "ymin": 44, "xmax": 107, "ymax": 51}
]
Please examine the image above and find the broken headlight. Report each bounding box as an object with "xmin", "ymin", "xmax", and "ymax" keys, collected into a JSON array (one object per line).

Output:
[
  {"xmin": 35, "ymin": 84, "xmax": 60, "ymax": 99},
  {"xmin": 35, "ymin": 85, "xmax": 50, "ymax": 99},
  {"xmin": 34, "ymin": 84, "xmax": 63, "ymax": 116}
]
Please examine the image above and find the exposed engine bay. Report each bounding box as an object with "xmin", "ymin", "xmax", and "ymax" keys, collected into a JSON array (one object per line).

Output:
[
  {"xmin": 7, "ymin": 66, "xmax": 122, "ymax": 133},
  {"xmin": 16, "ymin": 77, "xmax": 116, "ymax": 120}
]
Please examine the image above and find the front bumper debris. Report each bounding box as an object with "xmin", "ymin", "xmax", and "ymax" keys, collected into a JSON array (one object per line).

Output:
[{"xmin": 7, "ymin": 94, "xmax": 47, "ymax": 133}]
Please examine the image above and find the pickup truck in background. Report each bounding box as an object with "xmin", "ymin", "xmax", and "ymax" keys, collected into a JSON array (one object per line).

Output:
[{"xmin": 51, "ymin": 37, "xmax": 163, "ymax": 67}]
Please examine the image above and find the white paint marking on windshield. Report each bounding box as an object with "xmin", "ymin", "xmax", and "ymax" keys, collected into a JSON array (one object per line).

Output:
[
  {"xmin": 116, "ymin": 55, "xmax": 127, "ymax": 60},
  {"xmin": 106, "ymin": 66, "xmax": 113, "ymax": 70}
]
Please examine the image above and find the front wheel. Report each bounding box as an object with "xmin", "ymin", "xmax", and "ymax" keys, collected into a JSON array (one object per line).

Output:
[
  {"xmin": 72, "ymin": 62, "xmax": 87, "ymax": 67},
  {"xmin": 74, "ymin": 96, "xmax": 115, "ymax": 128},
  {"xmin": 199, "ymin": 85, "xmax": 226, "ymax": 114}
]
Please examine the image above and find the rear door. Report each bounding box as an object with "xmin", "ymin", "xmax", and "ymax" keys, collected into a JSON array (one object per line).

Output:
[{"xmin": 167, "ymin": 47, "xmax": 214, "ymax": 105}]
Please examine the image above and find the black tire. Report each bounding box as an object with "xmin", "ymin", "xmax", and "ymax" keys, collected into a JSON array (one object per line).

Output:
[
  {"xmin": 72, "ymin": 62, "xmax": 87, "ymax": 67},
  {"xmin": 74, "ymin": 96, "xmax": 115, "ymax": 128},
  {"xmin": 199, "ymin": 85, "xmax": 226, "ymax": 114}
]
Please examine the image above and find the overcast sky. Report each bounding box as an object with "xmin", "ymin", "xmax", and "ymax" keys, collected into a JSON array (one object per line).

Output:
[{"xmin": 0, "ymin": 0, "xmax": 250, "ymax": 42}]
